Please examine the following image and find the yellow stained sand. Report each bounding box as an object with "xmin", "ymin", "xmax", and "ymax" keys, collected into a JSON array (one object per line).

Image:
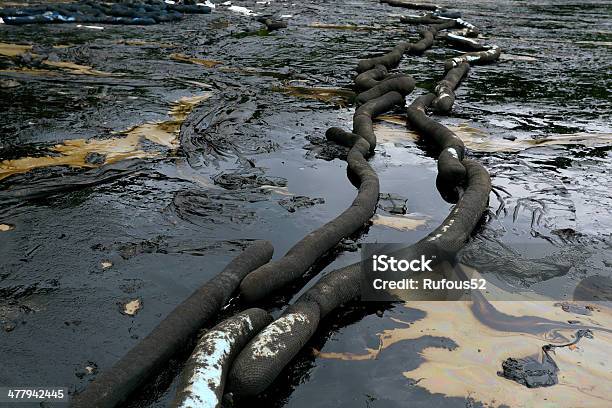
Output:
[
  {"xmin": 451, "ymin": 125, "xmax": 612, "ymax": 153},
  {"xmin": 42, "ymin": 60, "xmax": 114, "ymax": 76},
  {"xmin": 123, "ymin": 121, "xmax": 180, "ymax": 149},
  {"xmin": 0, "ymin": 42, "xmax": 32, "ymax": 57},
  {"xmin": 0, "ymin": 94, "xmax": 211, "ymax": 181},
  {"xmin": 375, "ymin": 116, "xmax": 612, "ymax": 152},
  {"xmin": 0, "ymin": 42, "xmax": 115, "ymax": 76},
  {"xmin": 123, "ymin": 94, "xmax": 211, "ymax": 148},
  {"xmin": 0, "ymin": 138, "xmax": 154, "ymax": 181},
  {"xmin": 317, "ymin": 275, "xmax": 612, "ymax": 408},
  {"xmin": 373, "ymin": 122, "xmax": 416, "ymax": 144}
]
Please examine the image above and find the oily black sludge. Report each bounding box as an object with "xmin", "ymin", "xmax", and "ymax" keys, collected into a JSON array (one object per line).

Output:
[
  {"xmin": 71, "ymin": 241, "xmax": 273, "ymax": 408},
  {"xmin": 0, "ymin": 0, "xmax": 211, "ymax": 26}
]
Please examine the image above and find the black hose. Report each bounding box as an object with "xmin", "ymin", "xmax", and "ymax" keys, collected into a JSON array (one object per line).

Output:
[
  {"xmin": 240, "ymin": 84, "xmax": 409, "ymax": 302},
  {"xmin": 438, "ymin": 32, "xmax": 487, "ymax": 51},
  {"xmin": 226, "ymin": 301, "xmax": 322, "ymax": 397},
  {"xmin": 228, "ymin": 265, "xmax": 363, "ymax": 398},
  {"xmin": 432, "ymin": 61, "xmax": 469, "ymax": 113},
  {"xmin": 353, "ymin": 90, "xmax": 405, "ymax": 150},
  {"xmin": 444, "ymin": 45, "xmax": 501, "ymax": 70},
  {"xmin": 325, "ymin": 127, "xmax": 362, "ymax": 149},
  {"xmin": 173, "ymin": 308, "xmax": 273, "ymax": 408},
  {"xmin": 400, "ymin": 14, "xmax": 448, "ymax": 25},
  {"xmin": 399, "ymin": 15, "xmax": 478, "ymax": 37},
  {"xmin": 70, "ymin": 240, "xmax": 274, "ymax": 408},
  {"xmin": 407, "ymin": 93, "xmax": 467, "ymax": 188},
  {"xmin": 356, "ymin": 75, "xmax": 415, "ymax": 105},
  {"xmin": 198, "ymin": 2, "xmax": 498, "ymax": 402},
  {"xmin": 356, "ymin": 42, "xmax": 411, "ymax": 73},
  {"xmin": 455, "ymin": 18, "xmax": 480, "ymax": 37},
  {"xmin": 354, "ymin": 65, "xmax": 388, "ymax": 90},
  {"xmin": 408, "ymin": 28, "xmax": 435, "ymax": 55},
  {"xmin": 227, "ymin": 159, "xmax": 491, "ymax": 398},
  {"xmin": 239, "ymin": 123, "xmax": 383, "ymax": 301}
]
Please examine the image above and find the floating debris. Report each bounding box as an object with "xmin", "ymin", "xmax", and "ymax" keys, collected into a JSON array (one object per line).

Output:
[
  {"xmin": 101, "ymin": 261, "xmax": 113, "ymax": 270},
  {"xmin": 372, "ymin": 214, "xmax": 428, "ymax": 231},
  {"xmin": 257, "ymin": 17, "xmax": 288, "ymax": 31},
  {"xmin": 75, "ymin": 362, "xmax": 98, "ymax": 379},
  {"xmin": 498, "ymin": 351, "xmax": 559, "ymax": 388},
  {"xmin": 498, "ymin": 329, "xmax": 594, "ymax": 388},
  {"xmin": 122, "ymin": 299, "xmax": 142, "ymax": 316},
  {"xmin": 260, "ymin": 185, "xmax": 293, "ymax": 196},
  {"xmin": 0, "ymin": 224, "xmax": 15, "ymax": 232},
  {"xmin": 227, "ymin": 5, "xmax": 257, "ymax": 16},
  {"xmin": 3, "ymin": 322, "xmax": 17, "ymax": 333}
]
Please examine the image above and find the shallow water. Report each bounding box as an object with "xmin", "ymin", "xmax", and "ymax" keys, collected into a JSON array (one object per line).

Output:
[{"xmin": 0, "ymin": 0, "xmax": 611, "ymax": 407}]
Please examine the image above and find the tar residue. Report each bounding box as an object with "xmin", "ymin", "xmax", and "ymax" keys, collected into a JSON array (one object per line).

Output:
[{"xmin": 498, "ymin": 329, "xmax": 594, "ymax": 388}]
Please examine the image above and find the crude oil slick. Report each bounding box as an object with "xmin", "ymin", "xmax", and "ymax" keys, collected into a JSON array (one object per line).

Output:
[{"xmin": 1, "ymin": 0, "xmax": 611, "ymax": 407}]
